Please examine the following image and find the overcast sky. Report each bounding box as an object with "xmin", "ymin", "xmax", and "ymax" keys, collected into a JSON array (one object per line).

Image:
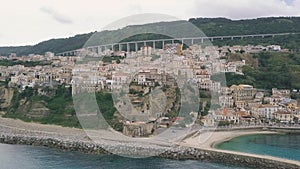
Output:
[{"xmin": 0, "ymin": 0, "xmax": 299, "ymax": 46}]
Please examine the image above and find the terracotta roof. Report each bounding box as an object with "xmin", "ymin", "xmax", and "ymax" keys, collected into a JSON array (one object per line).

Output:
[{"xmin": 275, "ymin": 110, "xmax": 291, "ymax": 115}]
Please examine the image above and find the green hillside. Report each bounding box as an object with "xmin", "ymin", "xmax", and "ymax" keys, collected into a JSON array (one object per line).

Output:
[
  {"xmin": 212, "ymin": 52, "xmax": 300, "ymax": 90},
  {"xmin": 0, "ymin": 33, "xmax": 94, "ymax": 56},
  {"xmin": 1, "ymin": 17, "xmax": 300, "ymax": 56}
]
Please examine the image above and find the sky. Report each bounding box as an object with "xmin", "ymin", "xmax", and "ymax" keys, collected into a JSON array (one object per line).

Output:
[{"xmin": 0, "ymin": 0, "xmax": 300, "ymax": 46}]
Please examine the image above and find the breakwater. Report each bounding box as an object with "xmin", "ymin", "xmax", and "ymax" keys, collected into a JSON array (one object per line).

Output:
[
  {"xmin": 0, "ymin": 117, "xmax": 299, "ymax": 169},
  {"xmin": 0, "ymin": 133, "xmax": 299, "ymax": 169},
  {"xmin": 160, "ymin": 147, "xmax": 300, "ymax": 169}
]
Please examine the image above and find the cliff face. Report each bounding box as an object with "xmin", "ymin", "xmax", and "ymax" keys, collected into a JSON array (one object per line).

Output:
[
  {"xmin": 2, "ymin": 86, "xmax": 80, "ymax": 128},
  {"xmin": 16, "ymin": 99, "xmax": 50, "ymax": 118},
  {"xmin": 0, "ymin": 86, "xmax": 14, "ymax": 110}
]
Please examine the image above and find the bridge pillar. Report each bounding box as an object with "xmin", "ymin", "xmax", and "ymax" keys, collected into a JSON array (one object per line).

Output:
[
  {"xmin": 144, "ymin": 41, "xmax": 146, "ymax": 47},
  {"xmin": 231, "ymin": 37, "xmax": 234, "ymax": 40},
  {"xmin": 119, "ymin": 44, "xmax": 122, "ymax": 52},
  {"xmin": 98, "ymin": 46, "xmax": 102, "ymax": 54},
  {"xmin": 153, "ymin": 41, "xmax": 155, "ymax": 49},
  {"xmin": 162, "ymin": 40, "xmax": 165, "ymax": 48},
  {"xmin": 201, "ymin": 38, "xmax": 204, "ymax": 43},
  {"xmin": 191, "ymin": 39, "xmax": 194, "ymax": 45},
  {"xmin": 93, "ymin": 47, "xmax": 97, "ymax": 53},
  {"xmin": 135, "ymin": 42, "xmax": 138, "ymax": 52},
  {"xmin": 127, "ymin": 43, "xmax": 130, "ymax": 53},
  {"xmin": 111, "ymin": 44, "xmax": 114, "ymax": 52}
]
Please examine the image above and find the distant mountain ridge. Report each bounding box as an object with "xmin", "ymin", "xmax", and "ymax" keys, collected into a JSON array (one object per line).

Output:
[
  {"xmin": 1, "ymin": 17, "xmax": 300, "ymax": 56},
  {"xmin": 0, "ymin": 33, "xmax": 94, "ymax": 56}
]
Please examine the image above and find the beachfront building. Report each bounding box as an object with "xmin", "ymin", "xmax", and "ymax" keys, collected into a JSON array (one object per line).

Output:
[
  {"xmin": 251, "ymin": 104, "xmax": 280, "ymax": 120},
  {"xmin": 123, "ymin": 121, "xmax": 156, "ymax": 137},
  {"xmin": 274, "ymin": 111, "xmax": 293, "ymax": 123},
  {"xmin": 213, "ymin": 108, "xmax": 239, "ymax": 124},
  {"xmin": 201, "ymin": 114, "xmax": 215, "ymax": 127}
]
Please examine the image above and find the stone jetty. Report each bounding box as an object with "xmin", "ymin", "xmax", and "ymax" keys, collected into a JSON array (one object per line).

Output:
[{"xmin": 0, "ymin": 117, "xmax": 299, "ymax": 169}]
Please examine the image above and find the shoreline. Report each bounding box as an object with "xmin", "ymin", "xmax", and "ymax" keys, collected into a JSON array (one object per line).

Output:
[
  {"xmin": 0, "ymin": 117, "xmax": 300, "ymax": 168},
  {"xmin": 210, "ymin": 131, "xmax": 281, "ymax": 149},
  {"xmin": 181, "ymin": 128, "xmax": 279, "ymax": 149}
]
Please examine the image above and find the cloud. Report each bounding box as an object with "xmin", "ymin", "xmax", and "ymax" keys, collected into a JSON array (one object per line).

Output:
[
  {"xmin": 2, "ymin": 0, "xmax": 300, "ymax": 46},
  {"xmin": 189, "ymin": 0, "xmax": 300, "ymax": 19},
  {"xmin": 127, "ymin": 3, "xmax": 143, "ymax": 14},
  {"xmin": 40, "ymin": 6, "xmax": 73, "ymax": 24}
]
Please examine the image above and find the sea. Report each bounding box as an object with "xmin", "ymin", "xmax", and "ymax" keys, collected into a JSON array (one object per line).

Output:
[
  {"xmin": 0, "ymin": 143, "xmax": 241, "ymax": 169},
  {"xmin": 216, "ymin": 134, "xmax": 300, "ymax": 161}
]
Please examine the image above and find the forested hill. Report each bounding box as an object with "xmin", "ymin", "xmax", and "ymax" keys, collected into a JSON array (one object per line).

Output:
[
  {"xmin": 1, "ymin": 17, "xmax": 300, "ymax": 56},
  {"xmin": 189, "ymin": 17, "xmax": 300, "ymax": 35},
  {"xmin": 0, "ymin": 32, "xmax": 94, "ymax": 56}
]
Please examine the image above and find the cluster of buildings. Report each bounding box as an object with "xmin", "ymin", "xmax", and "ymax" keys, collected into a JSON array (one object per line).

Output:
[
  {"xmin": 217, "ymin": 44, "xmax": 285, "ymax": 57},
  {"xmin": 0, "ymin": 43, "xmax": 296, "ymax": 137},
  {"xmin": 202, "ymin": 87, "xmax": 300, "ymax": 127},
  {"xmin": 0, "ymin": 54, "xmax": 74, "ymax": 90}
]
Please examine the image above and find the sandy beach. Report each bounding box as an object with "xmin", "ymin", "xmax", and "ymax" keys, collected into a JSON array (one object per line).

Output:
[
  {"xmin": 178, "ymin": 129, "xmax": 300, "ymax": 167},
  {"xmin": 180, "ymin": 129, "xmax": 278, "ymax": 149}
]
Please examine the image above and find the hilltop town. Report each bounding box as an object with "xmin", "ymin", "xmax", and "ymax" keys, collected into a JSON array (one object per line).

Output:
[{"xmin": 0, "ymin": 43, "xmax": 299, "ymax": 137}]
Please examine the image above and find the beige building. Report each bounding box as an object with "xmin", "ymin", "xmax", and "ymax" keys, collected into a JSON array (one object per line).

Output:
[
  {"xmin": 274, "ymin": 111, "xmax": 293, "ymax": 122},
  {"xmin": 230, "ymin": 84, "xmax": 256, "ymax": 102},
  {"xmin": 202, "ymin": 114, "xmax": 215, "ymax": 127},
  {"xmin": 252, "ymin": 104, "xmax": 279, "ymax": 120},
  {"xmin": 123, "ymin": 121, "xmax": 155, "ymax": 137}
]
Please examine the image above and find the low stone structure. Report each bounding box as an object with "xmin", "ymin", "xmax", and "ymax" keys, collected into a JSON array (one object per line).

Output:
[
  {"xmin": 123, "ymin": 121, "xmax": 155, "ymax": 137},
  {"xmin": 0, "ymin": 116, "xmax": 299, "ymax": 169},
  {"xmin": 0, "ymin": 133, "xmax": 299, "ymax": 169},
  {"xmin": 160, "ymin": 147, "xmax": 300, "ymax": 169}
]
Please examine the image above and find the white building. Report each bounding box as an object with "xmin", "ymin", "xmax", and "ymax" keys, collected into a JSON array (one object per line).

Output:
[{"xmin": 252, "ymin": 104, "xmax": 279, "ymax": 120}]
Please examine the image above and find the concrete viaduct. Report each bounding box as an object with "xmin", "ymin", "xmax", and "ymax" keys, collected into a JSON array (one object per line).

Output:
[{"xmin": 57, "ymin": 32, "xmax": 297, "ymax": 56}]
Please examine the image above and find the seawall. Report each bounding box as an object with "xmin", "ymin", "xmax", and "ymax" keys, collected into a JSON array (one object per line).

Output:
[
  {"xmin": 0, "ymin": 117, "xmax": 299, "ymax": 169},
  {"xmin": 268, "ymin": 127, "xmax": 300, "ymax": 134},
  {"xmin": 0, "ymin": 133, "xmax": 299, "ymax": 169},
  {"xmin": 160, "ymin": 147, "xmax": 300, "ymax": 169}
]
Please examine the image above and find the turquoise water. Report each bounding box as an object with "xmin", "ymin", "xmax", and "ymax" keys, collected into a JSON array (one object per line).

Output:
[
  {"xmin": 0, "ymin": 143, "xmax": 243, "ymax": 169},
  {"xmin": 217, "ymin": 134, "xmax": 300, "ymax": 161}
]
